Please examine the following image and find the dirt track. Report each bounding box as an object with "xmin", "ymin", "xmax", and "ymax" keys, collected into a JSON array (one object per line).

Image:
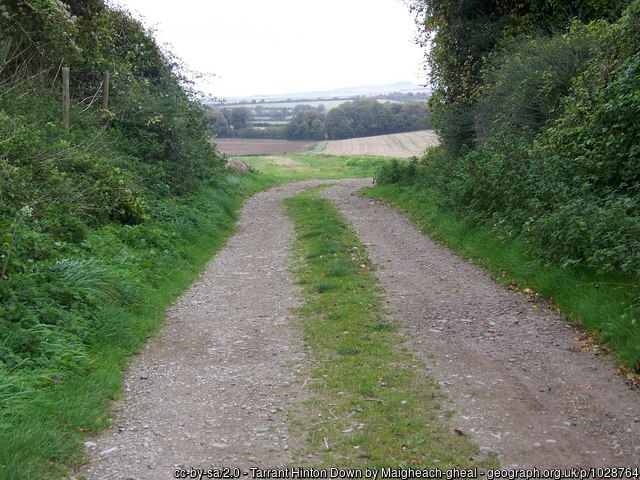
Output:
[
  {"xmin": 77, "ymin": 180, "xmax": 324, "ymax": 479},
  {"xmin": 77, "ymin": 179, "xmax": 639, "ymax": 478},
  {"xmin": 324, "ymin": 179, "xmax": 640, "ymax": 467}
]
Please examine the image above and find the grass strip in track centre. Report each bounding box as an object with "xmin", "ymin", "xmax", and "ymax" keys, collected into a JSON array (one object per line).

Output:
[
  {"xmin": 363, "ymin": 185, "xmax": 640, "ymax": 378},
  {"xmin": 0, "ymin": 173, "xmax": 276, "ymax": 480},
  {"xmin": 284, "ymin": 186, "xmax": 496, "ymax": 469}
]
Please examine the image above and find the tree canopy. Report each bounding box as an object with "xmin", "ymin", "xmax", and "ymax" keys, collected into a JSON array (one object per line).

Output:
[
  {"xmin": 408, "ymin": 0, "xmax": 633, "ymax": 153},
  {"xmin": 210, "ymin": 99, "xmax": 430, "ymax": 141}
]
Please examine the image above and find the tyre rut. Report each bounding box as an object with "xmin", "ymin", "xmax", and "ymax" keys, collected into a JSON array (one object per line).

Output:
[
  {"xmin": 78, "ymin": 178, "xmax": 639, "ymax": 478},
  {"xmin": 78, "ymin": 180, "xmax": 326, "ymax": 479},
  {"xmin": 323, "ymin": 179, "xmax": 640, "ymax": 468}
]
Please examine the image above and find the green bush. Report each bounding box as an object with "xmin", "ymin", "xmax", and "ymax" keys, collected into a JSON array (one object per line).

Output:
[
  {"xmin": 376, "ymin": 159, "xmax": 418, "ymax": 186},
  {"xmin": 474, "ymin": 23, "xmax": 604, "ymax": 146},
  {"xmin": 0, "ymin": 1, "xmax": 242, "ymax": 475},
  {"xmin": 526, "ymin": 1, "xmax": 640, "ymax": 275},
  {"xmin": 381, "ymin": 2, "xmax": 640, "ymax": 278},
  {"xmin": 409, "ymin": 0, "xmax": 632, "ymax": 156}
]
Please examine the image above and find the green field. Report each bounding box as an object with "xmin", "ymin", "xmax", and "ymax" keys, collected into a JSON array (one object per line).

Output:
[{"xmin": 237, "ymin": 154, "xmax": 391, "ymax": 181}]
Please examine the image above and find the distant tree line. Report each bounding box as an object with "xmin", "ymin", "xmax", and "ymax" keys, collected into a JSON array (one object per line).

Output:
[
  {"xmin": 205, "ymin": 99, "xmax": 431, "ymax": 140},
  {"xmin": 325, "ymin": 99, "xmax": 429, "ymax": 139}
]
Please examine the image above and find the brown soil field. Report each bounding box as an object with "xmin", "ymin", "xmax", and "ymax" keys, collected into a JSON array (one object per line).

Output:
[
  {"xmin": 314, "ymin": 130, "xmax": 439, "ymax": 157},
  {"xmin": 215, "ymin": 138, "xmax": 315, "ymax": 156},
  {"xmin": 216, "ymin": 131, "xmax": 439, "ymax": 158}
]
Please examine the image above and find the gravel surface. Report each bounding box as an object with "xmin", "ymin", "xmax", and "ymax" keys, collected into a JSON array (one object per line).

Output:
[
  {"xmin": 323, "ymin": 179, "xmax": 640, "ymax": 468},
  {"xmin": 77, "ymin": 180, "xmax": 324, "ymax": 480},
  {"xmin": 77, "ymin": 178, "xmax": 640, "ymax": 479}
]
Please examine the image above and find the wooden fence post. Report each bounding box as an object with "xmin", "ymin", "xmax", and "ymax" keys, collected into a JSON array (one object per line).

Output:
[
  {"xmin": 102, "ymin": 71, "xmax": 110, "ymax": 111},
  {"xmin": 62, "ymin": 67, "xmax": 70, "ymax": 131}
]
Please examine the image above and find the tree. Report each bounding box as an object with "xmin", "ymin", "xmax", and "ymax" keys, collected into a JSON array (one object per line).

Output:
[
  {"xmin": 293, "ymin": 104, "xmax": 314, "ymax": 114},
  {"xmin": 408, "ymin": 0, "xmax": 632, "ymax": 154},
  {"xmin": 227, "ymin": 107, "xmax": 253, "ymax": 130},
  {"xmin": 326, "ymin": 99, "xmax": 428, "ymax": 139},
  {"xmin": 326, "ymin": 106, "xmax": 355, "ymax": 139},
  {"xmin": 270, "ymin": 109, "xmax": 286, "ymax": 121},
  {"xmin": 398, "ymin": 102, "xmax": 429, "ymax": 131},
  {"xmin": 62, "ymin": 0, "xmax": 105, "ymax": 19},
  {"xmin": 286, "ymin": 111, "xmax": 326, "ymax": 140},
  {"xmin": 410, "ymin": 0, "xmax": 630, "ymax": 104},
  {"xmin": 206, "ymin": 109, "xmax": 231, "ymax": 137}
]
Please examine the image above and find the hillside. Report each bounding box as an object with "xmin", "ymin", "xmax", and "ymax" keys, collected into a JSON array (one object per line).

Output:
[{"xmin": 0, "ymin": 1, "xmax": 271, "ymax": 477}]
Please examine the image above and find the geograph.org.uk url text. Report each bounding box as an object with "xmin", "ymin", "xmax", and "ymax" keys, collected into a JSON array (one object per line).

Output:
[{"xmin": 174, "ymin": 467, "xmax": 640, "ymax": 480}]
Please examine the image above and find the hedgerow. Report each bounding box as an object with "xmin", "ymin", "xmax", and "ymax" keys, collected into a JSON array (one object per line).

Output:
[
  {"xmin": 376, "ymin": 3, "xmax": 640, "ymax": 373},
  {"xmin": 379, "ymin": 1, "xmax": 640, "ymax": 278},
  {"xmin": 0, "ymin": 1, "xmax": 245, "ymax": 476}
]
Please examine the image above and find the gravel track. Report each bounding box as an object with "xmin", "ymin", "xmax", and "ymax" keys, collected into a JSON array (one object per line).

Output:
[
  {"xmin": 323, "ymin": 179, "xmax": 640, "ymax": 468},
  {"xmin": 77, "ymin": 181, "xmax": 324, "ymax": 479},
  {"xmin": 77, "ymin": 178, "xmax": 639, "ymax": 478}
]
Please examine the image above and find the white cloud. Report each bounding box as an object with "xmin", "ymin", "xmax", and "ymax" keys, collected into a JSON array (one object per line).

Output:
[{"xmin": 109, "ymin": 0, "xmax": 426, "ymax": 98}]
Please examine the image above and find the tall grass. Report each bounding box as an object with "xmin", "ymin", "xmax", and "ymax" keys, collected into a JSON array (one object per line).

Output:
[
  {"xmin": 0, "ymin": 176, "xmax": 274, "ymax": 479},
  {"xmin": 51, "ymin": 258, "xmax": 140, "ymax": 305}
]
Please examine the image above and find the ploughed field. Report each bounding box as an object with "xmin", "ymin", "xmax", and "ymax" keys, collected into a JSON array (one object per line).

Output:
[
  {"xmin": 215, "ymin": 130, "xmax": 439, "ymax": 158},
  {"xmin": 312, "ymin": 130, "xmax": 439, "ymax": 157},
  {"xmin": 215, "ymin": 139, "xmax": 315, "ymax": 156}
]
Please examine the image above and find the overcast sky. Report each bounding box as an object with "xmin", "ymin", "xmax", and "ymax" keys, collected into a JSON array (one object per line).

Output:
[{"xmin": 108, "ymin": 0, "xmax": 427, "ymax": 99}]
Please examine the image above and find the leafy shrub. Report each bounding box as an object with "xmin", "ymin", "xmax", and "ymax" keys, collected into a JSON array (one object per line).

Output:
[
  {"xmin": 375, "ymin": 146, "xmax": 448, "ymax": 190},
  {"xmin": 525, "ymin": 0, "xmax": 640, "ymax": 274},
  {"xmin": 528, "ymin": 196, "xmax": 640, "ymax": 273},
  {"xmin": 474, "ymin": 23, "xmax": 604, "ymax": 145},
  {"xmin": 0, "ymin": 0, "xmax": 82, "ymax": 82},
  {"xmin": 379, "ymin": 2, "xmax": 640, "ymax": 278},
  {"xmin": 376, "ymin": 159, "xmax": 419, "ymax": 186}
]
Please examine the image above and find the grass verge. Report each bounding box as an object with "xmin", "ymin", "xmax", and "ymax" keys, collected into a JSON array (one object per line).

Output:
[
  {"xmin": 0, "ymin": 173, "xmax": 275, "ymax": 479},
  {"xmin": 363, "ymin": 185, "xmax": 640, "ymax": 377},
  {"xmin": 284, "ymin": 187, "xmax": 496, "ymax": 468}
]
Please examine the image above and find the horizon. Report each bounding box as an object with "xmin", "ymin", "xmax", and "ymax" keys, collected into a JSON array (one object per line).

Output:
[
  {"xmin": 210, "ymin": 80, "xmax": 431, "ymax": 103},
  {"xmin": 108, "ymin": 0, "xmax": 428, "ymax": 98}
]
